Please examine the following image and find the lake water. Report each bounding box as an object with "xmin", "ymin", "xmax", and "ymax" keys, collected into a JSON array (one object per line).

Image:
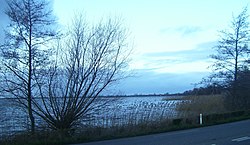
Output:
[
  {"xmin": 87, "ymin": 96, "xmax": 180, "ymax": 127},
  {"xmin": 0, "ymin": 96, "xmax": 181, "ymax": 136}
]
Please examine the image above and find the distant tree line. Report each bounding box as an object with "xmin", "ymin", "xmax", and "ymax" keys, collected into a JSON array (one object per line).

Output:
[{"xmin": 182, "ymin": 85, "xmax": 225, "ymax": 96}]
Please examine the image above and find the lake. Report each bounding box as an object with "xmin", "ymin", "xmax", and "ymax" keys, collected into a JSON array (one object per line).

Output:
[{"xmin": 0, "ymin": 96, "xmax": 181, "ymax": 136}]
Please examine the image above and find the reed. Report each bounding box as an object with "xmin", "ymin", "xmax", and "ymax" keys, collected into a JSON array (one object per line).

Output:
[{"xmin": 176, "ymin": 94, "xmax": 227, "ymax": 117}]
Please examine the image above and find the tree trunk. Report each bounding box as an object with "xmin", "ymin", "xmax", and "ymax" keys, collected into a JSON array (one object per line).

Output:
[
  {"xmin": 28, "ymin": 7, "xmax": 35, "ymax": 133},
  {"xmin": 28, "ymin": 44, "xmax": 35, "ymax": 133},
  {"xmin": 27, "ymin": 94, "xmax": 35, "ymax": 133}
]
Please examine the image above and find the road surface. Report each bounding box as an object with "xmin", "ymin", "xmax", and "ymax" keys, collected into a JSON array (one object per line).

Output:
[{"xmin": 72, "ymin": 119, "xmax": 250, "ymax": 145}]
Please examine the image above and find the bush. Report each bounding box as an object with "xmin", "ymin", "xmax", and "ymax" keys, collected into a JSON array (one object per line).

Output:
[{"xmin": 172, "ymin": 119, "xmax": 182, "ymax": 125}]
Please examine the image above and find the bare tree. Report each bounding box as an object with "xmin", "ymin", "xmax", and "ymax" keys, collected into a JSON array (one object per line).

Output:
[
  {"xmin": 30, "ymin": 15, "xmax": 131, "ymax": 134},
  {"xmin": 208, "ymin": 7, "xmax": 250, "ymax": 110},
  {"xmin": 210, "ymin": 7, "xmax": 250, "ymax": 89},
  {"xmin": 0, "ymin": 0, "xmax": 58, "ymax": 133}
]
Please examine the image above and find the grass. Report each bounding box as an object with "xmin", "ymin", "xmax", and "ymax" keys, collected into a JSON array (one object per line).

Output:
[
  {"xmin": 175, "ymin": 94, "xmax": 227, "ymax": 117},
  {"xmin": 0, "ymin": 131, "xmax": 74, "ymax": 145}
]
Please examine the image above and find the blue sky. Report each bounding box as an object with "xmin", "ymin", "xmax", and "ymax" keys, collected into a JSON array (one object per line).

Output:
[{"xmin": 1, "ymin": 0, "xmax": 249, "ymax": 95}]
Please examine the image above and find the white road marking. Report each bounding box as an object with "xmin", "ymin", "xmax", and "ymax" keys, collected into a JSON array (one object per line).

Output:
[{"xmin": 232, "ymin": 136, "xmax": 250, "ymax": 142}]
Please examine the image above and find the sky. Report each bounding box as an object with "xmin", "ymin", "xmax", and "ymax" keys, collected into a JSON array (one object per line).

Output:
[{"xmin": 1, "ymin": 0, "xmax": 250, "ymax": 95}]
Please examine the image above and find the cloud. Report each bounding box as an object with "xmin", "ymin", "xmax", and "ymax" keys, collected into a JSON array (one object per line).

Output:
[
  {"xmin": 113, "ymin": 69, "xmax": 209, "ymax": 95},
  {"xmin": 114, "ymin": 41, "xmax": 217, "ymax": 94},
  {"xmin": 176, "ymin": 26, "xmax": 203, "ymax": 37},
  {"xmin": 143, "ymin": 42, "xmax": 214, "ymax": 64},
  {"xmin": 160, "ymin": 25, "xmax": 203, "ymax": 37},
  {"xmin": 196, "ymin": 41, "xmax": 217, "ymax": 50},
  {"xmin": 131, "ymin": 40, "xmax": 217, "ymax": 74}
]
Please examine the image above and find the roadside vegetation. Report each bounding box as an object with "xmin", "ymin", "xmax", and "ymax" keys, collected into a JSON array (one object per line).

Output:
[
  {"xmin": 1, "ymin": 100, "xmax": 250, "ymax": 145},
  {"xmin": 176, "ymin": 94, "xmax": 227, "ymax": 117}
]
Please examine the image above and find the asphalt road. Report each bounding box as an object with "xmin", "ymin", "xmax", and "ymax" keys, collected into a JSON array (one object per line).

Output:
[{"xmin": 72, "ymin": 119, "xmax": 250, "ymax": 145}]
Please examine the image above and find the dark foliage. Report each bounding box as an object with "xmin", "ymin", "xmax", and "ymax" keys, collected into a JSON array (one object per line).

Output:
[
  {"xmin": 182, "ymin": 85, "xmax": 225, "ymax": 96},
  {"xmin": 226, "ymin": 69, "xmax": 250, "ymax": 110}
]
